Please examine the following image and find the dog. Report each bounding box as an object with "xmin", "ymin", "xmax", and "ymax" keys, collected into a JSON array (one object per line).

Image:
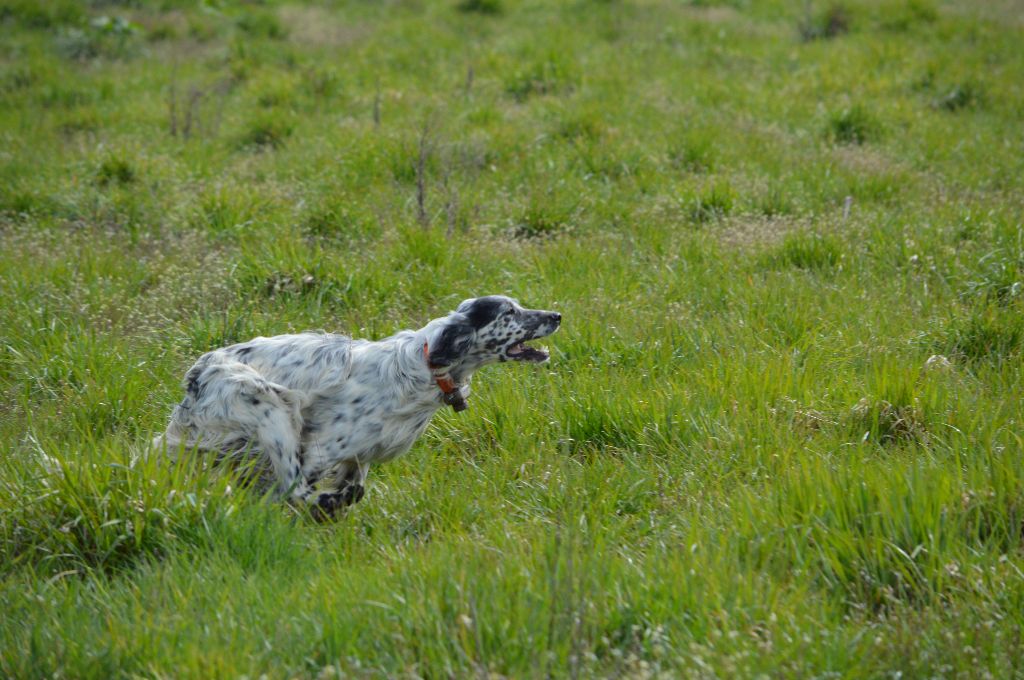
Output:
[{"xmin": 153, "ymin": 295, "xmax": 561, "ymax": 517}]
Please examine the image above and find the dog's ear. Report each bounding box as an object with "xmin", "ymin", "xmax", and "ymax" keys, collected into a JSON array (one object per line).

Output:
[{"xmin": 427, "ymin": 315, "xmax": 475, "ymax": 368}]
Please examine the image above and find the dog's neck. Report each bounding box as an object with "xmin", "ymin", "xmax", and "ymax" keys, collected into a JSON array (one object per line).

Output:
[{"xmin": 422, "ymin": 342, "xmax": 469, "ymax": 412}]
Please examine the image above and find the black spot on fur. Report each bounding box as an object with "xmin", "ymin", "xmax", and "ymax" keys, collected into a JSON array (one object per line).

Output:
[
  {"xmin": 521, "ymin": 309, "xmax": 555, "ymax": 333},
  {"xmin": 461, "ymin": 296, "xmax": 506, "ymax": 329},
  {"xmin": 183, "ymin": 357, "xmax": 211, "ymax": 398},
  {"xmin": 233, "ymin": 344, "xmax": 254, "ymax": 358}
]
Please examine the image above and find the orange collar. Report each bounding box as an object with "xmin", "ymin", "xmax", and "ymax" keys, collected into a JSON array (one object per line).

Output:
[{"xmin": 423, "ymin": 342, "xmax": 468, "ymax": 412}]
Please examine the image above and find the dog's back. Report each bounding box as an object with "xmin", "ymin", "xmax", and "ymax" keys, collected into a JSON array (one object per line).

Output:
[{"xmin": 199, "ymin": 332, "xmax": 356, "ymax": 393}]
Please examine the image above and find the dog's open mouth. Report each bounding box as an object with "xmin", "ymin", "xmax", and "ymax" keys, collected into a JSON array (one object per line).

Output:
[{"xmin": 506, "ymin": 340, "xmax": 549, "ymax": 363}]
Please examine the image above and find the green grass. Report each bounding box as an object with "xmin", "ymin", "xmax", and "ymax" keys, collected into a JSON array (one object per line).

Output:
[{"xmin": 2, "ymin": 0, "xmax": 1024, "ymax": 676}]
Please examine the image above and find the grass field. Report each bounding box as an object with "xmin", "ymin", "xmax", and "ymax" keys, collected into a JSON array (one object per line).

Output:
[{"xmin": 2, "ymin": 0, "xmax": 1024, "ymax": 676}]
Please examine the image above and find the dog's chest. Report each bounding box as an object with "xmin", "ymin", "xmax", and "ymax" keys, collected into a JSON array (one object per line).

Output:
[{"xmin": 300, "ymin": 383, "xmax": 436, "ymax": 467}]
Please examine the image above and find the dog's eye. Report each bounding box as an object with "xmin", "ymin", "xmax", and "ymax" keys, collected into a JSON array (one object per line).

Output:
[{"xmin": 503, "ymin": 309, "xmax": 515, "ymax": 318}]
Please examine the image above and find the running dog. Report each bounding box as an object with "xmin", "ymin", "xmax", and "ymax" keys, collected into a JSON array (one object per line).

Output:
[{"xmin": 153, "ymin": 296, "xmax": 561, "ymax": 518}]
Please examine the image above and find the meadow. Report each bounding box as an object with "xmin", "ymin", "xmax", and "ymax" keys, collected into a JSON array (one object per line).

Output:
[{"xmin": 1, "ymin": 0, "xmax": 1023, "ymax": 676}]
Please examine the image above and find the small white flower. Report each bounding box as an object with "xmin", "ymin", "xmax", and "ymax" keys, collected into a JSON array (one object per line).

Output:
[{"xmin": 924, "ymin": 354, "xmax": 952, "ymax": 371}]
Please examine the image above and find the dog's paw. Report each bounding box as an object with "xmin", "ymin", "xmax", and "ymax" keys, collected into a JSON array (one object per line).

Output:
[
  {"xmin": 340, "ymin": 483, "xmax": 365, "ymax": 506},
  {"xmin": 308, "ymin": 485, "xmax": 365, "ymax": 521},
  {"xmin": 309, "ymin": 491, "xmax": 344, "ymax": 522}
]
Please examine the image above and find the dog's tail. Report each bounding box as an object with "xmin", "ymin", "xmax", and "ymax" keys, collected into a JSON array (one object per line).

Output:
[{"xmin": 150, "ymin": 402, "xmax": 191, "ymax": 461}]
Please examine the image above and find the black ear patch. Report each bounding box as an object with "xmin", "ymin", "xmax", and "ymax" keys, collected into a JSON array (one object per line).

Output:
[
  {"xmin": 428, "ymin": 321, "xmax": 475, "ymax": 367},
  {"xmin": 460, "ymin": 296, "xmax": 506, "ymax": 329}
]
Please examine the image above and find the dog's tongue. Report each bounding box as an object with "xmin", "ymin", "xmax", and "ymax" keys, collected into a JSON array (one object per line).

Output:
[{"xmin": 507, "ymin": 341, "xmax": 550, "ymax": 362}]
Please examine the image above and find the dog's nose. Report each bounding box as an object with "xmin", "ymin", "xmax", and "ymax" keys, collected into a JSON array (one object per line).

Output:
[{"xmin": 550, "ymin": 312, "xmax": 562, "ymax": 324}]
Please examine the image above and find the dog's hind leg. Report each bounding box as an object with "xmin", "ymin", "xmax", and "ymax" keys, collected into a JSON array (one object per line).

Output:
[
  {"xmin": 254, "ymin": 407, "xmax": 314, "ymax": 501},
  {"xmin": 161, "ymin": 357, "xmax": 315, "ymax": 502},
  {"xmin": 240, "ymin": 380, "xmax": 315, "ymax": 502}
]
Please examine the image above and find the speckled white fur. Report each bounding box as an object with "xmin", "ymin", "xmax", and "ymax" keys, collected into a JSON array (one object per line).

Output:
[{"xmin": 153, "ymin": 296, "xmax": 561, "ymax": 515}]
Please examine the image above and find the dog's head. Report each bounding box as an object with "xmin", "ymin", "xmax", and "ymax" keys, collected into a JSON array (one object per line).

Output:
[{"xmin": 423, "ymin": 295, "xmax": 561, "ymax": 374}]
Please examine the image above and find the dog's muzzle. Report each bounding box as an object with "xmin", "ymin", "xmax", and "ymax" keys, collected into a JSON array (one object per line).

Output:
[{"xmin": 506, "ymin": 311, "xmax": 561, "ymax": 363}]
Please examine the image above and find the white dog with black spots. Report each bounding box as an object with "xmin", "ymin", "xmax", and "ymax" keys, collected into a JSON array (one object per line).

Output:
[{"xmin": 153, "ymin": 296, "xmax": 561, "ymax": 518}]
